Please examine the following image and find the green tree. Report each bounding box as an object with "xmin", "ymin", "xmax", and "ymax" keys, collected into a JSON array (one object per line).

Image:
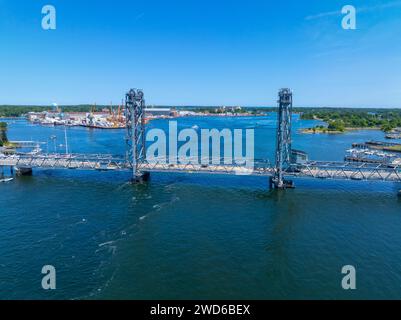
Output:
[
  {"xmin": 328, "ymin": 120, "xmax": 345, "ymax": 132},
  {"xmin": 381, "ymin": 122, "xmax": 394, "ymax": 133},
  {"xmin": 0, "ymin": 122, "xmax": 8, "ymax": 146}
]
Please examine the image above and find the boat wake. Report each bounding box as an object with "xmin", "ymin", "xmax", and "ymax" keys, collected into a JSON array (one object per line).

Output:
[{"xmin": 137, "ymin": 195, "xmax": 180, "ymax": 222}]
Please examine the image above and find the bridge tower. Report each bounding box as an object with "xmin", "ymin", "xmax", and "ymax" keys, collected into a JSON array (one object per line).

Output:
[
  {"xmin": 125, "ymin": 88, "xmax": 149, "ymax": 182},
  {"xmin": 272, "ymin": 88, "xmax": 294, "ymax": 189}
]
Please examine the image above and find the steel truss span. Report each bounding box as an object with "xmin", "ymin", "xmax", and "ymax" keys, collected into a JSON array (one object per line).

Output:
[
  {"xmin": 1, "ymin": 154, "xmax": 401, "ymax": 182},
  {"xmin": 0, "ymin": 154, "xmax": 129, "ymax": 171},
  {"xmin": 292, "ymin": 161, "xmax": 401, "ymax": 182}
]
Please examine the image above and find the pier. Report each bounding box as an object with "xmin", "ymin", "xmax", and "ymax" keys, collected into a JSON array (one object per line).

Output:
[{"xmin": 1, "ymin": 88, "xmax": 401, "ymax": 192}]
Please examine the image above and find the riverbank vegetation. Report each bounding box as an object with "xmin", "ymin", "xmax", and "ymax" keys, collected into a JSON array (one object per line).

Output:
[
  {"xmin": 0, "ymin": 105, "xmax": 112, "ymax": 118},
  {"xmin": 299, "ymin": 108, "xmax": 401, "ymax": 133},
  {"xmin": 0, "ymin": 122, "xmax": 8, "ymax": 146},
  {"xmin": 2, "ymin": 105, "xmax": 401, "ymax": 134}
]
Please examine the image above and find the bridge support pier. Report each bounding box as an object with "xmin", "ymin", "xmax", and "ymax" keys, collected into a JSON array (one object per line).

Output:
[
  {"xmin": 270, "ymin": 176, "xmax": 295, "ymax": 189},
  {"xmin": 131, "ymin": 171, "xmax": 150, "ymax": 183},
  {"xmin": 15, "ymin": 167, "xmax": 33, "ymax": 176}
]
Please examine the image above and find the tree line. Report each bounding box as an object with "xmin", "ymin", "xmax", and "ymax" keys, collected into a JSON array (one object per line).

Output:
[
  {"xmin": 0, "ymin": 105, "xmax": 114, "ymax": 118},
  {"xmin": 1, "ymin": 105, "xmax": 401, "ymax": 132},
  {"xmin": 299, "ymin": 108, "xmax": 401, "ymax": 132}
]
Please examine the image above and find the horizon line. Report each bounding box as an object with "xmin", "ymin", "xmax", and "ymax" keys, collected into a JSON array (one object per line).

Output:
[{"xmin": 1, "ymin": 104, "xmax": 401, "ymax": 110}]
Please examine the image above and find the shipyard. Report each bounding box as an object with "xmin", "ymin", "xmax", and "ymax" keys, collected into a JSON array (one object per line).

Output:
[
  {"xmin": 23, "ymin": 104, "xmax": 264, "ymax": 129},
  {"xmin": 26, "ymin": 105, "xmax": 176, "ymax": 128}
]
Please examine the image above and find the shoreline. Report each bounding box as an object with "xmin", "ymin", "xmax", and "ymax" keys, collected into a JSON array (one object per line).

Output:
[
  {"xmin": 25, "ymin": 113, "xmax": 267, "ymax": 129},
  {"xmin": 300, "ymin": 127, "xmax": 383, "ymax": 134}
]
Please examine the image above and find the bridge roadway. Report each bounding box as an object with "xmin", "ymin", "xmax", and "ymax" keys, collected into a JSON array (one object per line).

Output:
[{"xmin": 1, "ymin": 153, "xmax": 401, "ymax": 182}]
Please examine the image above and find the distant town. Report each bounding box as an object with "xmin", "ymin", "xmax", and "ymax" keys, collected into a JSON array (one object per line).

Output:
[{"xmin": 0, "ymin": 104, "xmax": 266, "ymax": 129}]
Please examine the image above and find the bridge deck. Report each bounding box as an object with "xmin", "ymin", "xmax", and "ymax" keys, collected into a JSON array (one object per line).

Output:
[
  {"xmin": 290, "ymin": 161, "xmax": 401, "ymax": 182},
  {"xmin": 1, "ymin": 154, "xmax": 401, "ymax": 182},
  {"xmin": 0, "ymin": 154, "xmax": 128, "ymax": 171}
]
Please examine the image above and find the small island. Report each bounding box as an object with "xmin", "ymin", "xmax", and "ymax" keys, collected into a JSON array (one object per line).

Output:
[
  {"xmin": 301, "ymin": 123, "xmax": 346, "ymax": 134},
  {"xmin": 299, "ymin": 108, "xmax": 401, "ymax": 134}
]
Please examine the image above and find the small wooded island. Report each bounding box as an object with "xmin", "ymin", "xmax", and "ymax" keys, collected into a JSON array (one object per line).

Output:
[{"xmin": 299, "ymin": 108, "xmax": 401, "ymax": 134}]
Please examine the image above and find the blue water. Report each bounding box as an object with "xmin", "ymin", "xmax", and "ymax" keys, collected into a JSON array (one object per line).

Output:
[{"xmin": 1, "ymin": 116, "xmax": 401, "ymax": 299}]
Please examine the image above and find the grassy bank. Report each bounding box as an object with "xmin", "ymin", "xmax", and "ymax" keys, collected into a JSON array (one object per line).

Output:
[{"xmin": 301, "ymin": 126, "xmax": 382, "ymax": 134}]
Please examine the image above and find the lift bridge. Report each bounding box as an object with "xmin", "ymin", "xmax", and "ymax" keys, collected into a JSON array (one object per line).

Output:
[{"xmin": 1, "ymin": 88, "xmax": 401, "ymax": 190}]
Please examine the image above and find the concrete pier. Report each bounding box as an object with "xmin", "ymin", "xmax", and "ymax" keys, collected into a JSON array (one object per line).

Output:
[
  {"xmin": 270, "ymin": 176, "xmax": 295, "ymax": 189},
  {"xmin": 269, "ymin": 176, "xmax": 274, "ymax": 189},
  {"xmin": 132, "ymin": 171, "xmax": 150, "ymax": 183},
  {"xmin": 15, "ymin": 167, "xmax": 33, "ymax": 176}
]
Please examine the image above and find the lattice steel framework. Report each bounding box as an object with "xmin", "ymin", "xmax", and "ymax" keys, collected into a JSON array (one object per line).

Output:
[
  {"xmin": 273, "ymin": 88, "xmax": 293, "ymax": 188},
  {"xmin": 288, "ymin": 161, "xmax": 401, "ymax": 182},
  {"xmin": 1, "ymin": 154, "xmax": 401, "ymax": 182},
  {"xmin": 125, "ymin": 88, "xmax": 146, "ymax": 179}
]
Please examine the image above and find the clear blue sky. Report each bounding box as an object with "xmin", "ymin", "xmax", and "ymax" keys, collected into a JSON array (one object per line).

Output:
[{"xmin": 0, "ymin": 0, "xmax": 400, "ymax": 107}]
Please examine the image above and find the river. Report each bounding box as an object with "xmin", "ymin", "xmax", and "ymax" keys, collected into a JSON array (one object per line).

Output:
[{"xmin": 1, "ymin": 116, "xmax": 401, "ymax": 299}]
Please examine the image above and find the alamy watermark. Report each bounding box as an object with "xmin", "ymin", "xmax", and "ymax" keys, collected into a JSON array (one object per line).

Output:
[
  {"xmin": 341, "ymin": 265, "xmax": 356, "ymax": 290},
  {"xmin": 342, "ymin": 5, "xmax": 356, "ymax": 30},
  {"xmin": 145, "ymin": 121, "xmax": 255, "ymax": 174},
  {"xmin": 39, "ymin": 263, "xmax": 358, "ymax": 292},
  {"xmin": 40, "ymin": 4, "xmax": 356, "ymax": 31},
  {"xmin": 41, "ymin": 265, "xmax": 56, "ymax": 290},
  {"xmin": 41, "ymin": 5, "xmax": 56, "ymax": 30}
]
